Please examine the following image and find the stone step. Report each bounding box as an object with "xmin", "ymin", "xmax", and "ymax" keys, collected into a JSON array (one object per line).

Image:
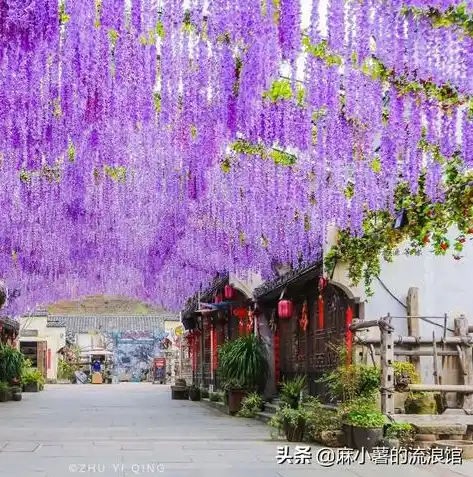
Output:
[
  {"xmin": 263, "ymin": 402, "xmax": 279, "ymax": 414},
  {"xmin": 255, "ymin": 411, "xmax": 274, "ymax": 424}
]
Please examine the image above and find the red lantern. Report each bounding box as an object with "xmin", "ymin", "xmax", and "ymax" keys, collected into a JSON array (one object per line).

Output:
[
  {"xmin": 278, "ymin": 299, "xmax": 293, "ymax": 319},
  {"xmin": 224, "ymin": 284, "xmax": 234, "ymax": 300}
]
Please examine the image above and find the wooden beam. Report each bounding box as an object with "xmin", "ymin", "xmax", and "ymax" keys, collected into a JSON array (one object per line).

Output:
[
  {"xmin": 432, "ymin": 332, "xmax": 440, "ymax": 385},
  {"xmin": 355, "ymin": 336, "xmax": 472, "ymax": 345},
  {"xmin": 409, "ymin": 384, "xmax": 473, "ymax": 393},
  {"xmin": 388, "ymin": 350, "xmax": 459, "ymax": 357},
  {"xmin": 456, "ymin": 345, "xmax": 467, "ymax": 377},
  {"xmin": 406, "ymin": 287, "xmax": 420, "ymax": 375},
  {"xmin": 380, "ymin": 324, "xmax": 395, "ymax": 415},
  {"xmin": 349, "ymin": 320, "xmax": 380, "ymax": 331},
  {"xmin": 455, "ymin": 315, "xmax": 473, "ymax": 413},
  {"xmin": 350, "ymin": 319, "xmax": 394, "ymax": 332},
  {"xmin": 369, "ymin": 344, "xmax": 376, "ymax": 365}
]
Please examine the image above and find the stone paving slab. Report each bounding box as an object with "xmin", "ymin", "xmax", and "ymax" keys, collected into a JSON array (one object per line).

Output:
[{"xmin": 0, "ymin": 384, "xmax": 472, "ymax": 477}]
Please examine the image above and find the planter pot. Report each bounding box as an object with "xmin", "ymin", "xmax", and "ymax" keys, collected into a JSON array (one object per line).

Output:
[
  {"xmin": 228, "ymin": 389, "xmax": 247, "ymax": 415},
  {"xmin": 171, "ymin": 386, "xmax": 189, "ymax": 400},
  {"xmin": 352, "ymin": 426, "xmax": 383, "ymax": 453},
  {"xmin": 12, "ymin": 392, "xmax": 22, "ymax": 402},
  {"xmin": 283, "ymin": 417, "xmax": 305, "ymax": 442},
  {"xmin": 378, "ymin": 437, "xmax": 399, "ymax": 449},
  {"xmin": 189, "ymin": 389, "xmax": 201, "ymax": 401},
  {"xmin": 24, "ymin": 382, "xmax": 39, "ymax": 393},
  {"xmin": 342, "ymin": 423, "xmax": 354, "ymax": 448},
  {"xmin": 0, "ymin": 391, "xmax": 11, "ymax": 402}
]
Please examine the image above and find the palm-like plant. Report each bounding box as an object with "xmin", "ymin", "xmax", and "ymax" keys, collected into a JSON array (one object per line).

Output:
[
  {"xmin": 0, "ymin": 344, "xmax": 25, "ymax": 384},
  {"xmin": 218, "ymin": 334, "xmax": 269, "ymax": 392},
  {"xmin": 280, "ymin": 375, "xmax": 307, "ymax": 409}
]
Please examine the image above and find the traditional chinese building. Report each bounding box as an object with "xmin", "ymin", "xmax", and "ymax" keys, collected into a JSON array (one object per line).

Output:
[{"xmin": 254, "ymin": 262, "xmax": 359, "ymax": 401}]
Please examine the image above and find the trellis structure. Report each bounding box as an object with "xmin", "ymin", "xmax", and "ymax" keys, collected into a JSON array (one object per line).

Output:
[{"xmin": 351, "ymin": 314, "xmax": 473, "ymax": 415}]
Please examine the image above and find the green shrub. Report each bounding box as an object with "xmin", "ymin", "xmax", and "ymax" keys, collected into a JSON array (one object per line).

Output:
[
  {"xmin": 280, "ymin": 375, "xmax": 306, "ymax": 409},
  {"xmin": 305, "ymin": 397, "xmax": 342, "ymax": 441},
  {"xmin": 0, "ymin": 344, "xmax": 25, "ymax": 383},
  {"xmin": 237, "ymin": 392, "xmax": 264, "ymax": 418},
  {"xmin": 209, "ymin": 392, "xmax": 223, "ymax": 402},
  {"xmin": 200, "ymin": 388, "xmax": 209, "ymax": 398},
  {"xmin": 269, "ymin": 405, "xmax": 310, "ymax": 439},
  {"xmin": 317, "ymin": 363, "xmax": 380, "ymax": 403},
  {"xmin": 57, "ymin": 358, "xmax": 77, "ymax": 381},
  {"xmin": 343, "ymin": 398, "xmax": 386, "ymax": 428},
  {"xmin": 393, "ymin": 361, "xmax": 420, "ymax": 391},
  {"xmin": 21, "ymin": 368, "xmax": 45, "ymax": 386},
  {"xmin": 218, "ymin": 335, "xmax": 268, "ymax": 392},
  {"xmin": 385, "ymin": 421, "xmax": 415, "ymax": 447}
]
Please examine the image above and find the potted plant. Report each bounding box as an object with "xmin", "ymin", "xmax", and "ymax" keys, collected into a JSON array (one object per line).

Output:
[
  {"xmin": 343, "ymin": 399, "xmax": 386, "ymax": 452},
  {"xmin": 209, "ymin": 391, "xmax": 224, "ymax": 402},
  {"xmin": 305, "ymin": 397, "xmax": 343, "ymax": 446},
  {"xmin": 0, "ymin": 344, "xmax": 25, "ymax": 386},
  {"xmin": 380, "ymin": 422, "xmax": 414, "ymax": 449},
  {"xmin": 21, "ymin": 368, "xmax": 44, "ymax": 392},
  {"xmin": 189, "ymin": 384, "xmax": 201, "ymax": 401},
  {"xmin": 10, "ymin": 385, "xmax": 22, "ymax": 401},
  {"xmin": 280, "ymin": 375, "xmax": 306, "ymax": 409},
  {"xmin": 393, "ymin": 362, "xmax": 420, "ymax": 392},
  {"xmin": 218, "ymin": 334, "xmax": 269, "ymax": 415},
  {"xmin": 200, "ymin": 388, "xmax": 209, "ymax": 399},
  {"xmin": 270, "ymin": 405, "xmax": 310, "ymax": 442},
  {"xmin": 0, "ymin": 382, "xmax": 11, "ymax": 402},
  {"xmin": 237, "ymin": 392, "xmax": 264, "ymax": 418}
]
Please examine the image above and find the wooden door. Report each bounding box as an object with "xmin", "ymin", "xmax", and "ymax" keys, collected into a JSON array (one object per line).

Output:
[{"xmin": 37, "ymin": 341, "xmax": 47, "ymax": 378}]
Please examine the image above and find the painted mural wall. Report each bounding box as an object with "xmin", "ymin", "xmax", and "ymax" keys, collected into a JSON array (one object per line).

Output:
[{"xmin": 100, "ymin": 330, "xmax": 169, "ymax": 381}]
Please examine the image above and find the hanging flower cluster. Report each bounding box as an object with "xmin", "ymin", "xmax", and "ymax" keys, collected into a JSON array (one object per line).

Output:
[{"xmin": 1, "ymin": 0, "xmax": 473, "ymax": 315}]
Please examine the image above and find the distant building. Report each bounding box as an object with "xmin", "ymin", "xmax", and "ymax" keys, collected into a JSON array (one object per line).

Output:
[{"xmin": 47, "ymin": 314, "xmax": 169, "ymax": 382}]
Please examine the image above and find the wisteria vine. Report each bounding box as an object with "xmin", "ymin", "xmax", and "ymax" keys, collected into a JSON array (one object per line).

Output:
[{"xmin": 1, "ymin": 0, "xmax": 473, "ymax": 315}]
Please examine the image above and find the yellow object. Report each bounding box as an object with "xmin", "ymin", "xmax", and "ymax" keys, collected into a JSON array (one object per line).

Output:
[
  {"xmin": 91, "ymin": 373, "xmax": 103, "ymax": 384},
  {"xmin": 175, "ymin": 325, "xmax": 183, "ymax": 336}
]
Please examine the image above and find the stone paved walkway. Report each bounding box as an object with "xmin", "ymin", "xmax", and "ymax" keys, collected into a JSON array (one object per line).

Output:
[{"xmin": 0, "ymin": 383, "xmax": 472, "ymax": 477}]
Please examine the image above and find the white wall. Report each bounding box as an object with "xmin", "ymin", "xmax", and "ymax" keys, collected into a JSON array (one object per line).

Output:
[
  {"xmin": 326, "ymin": 226, "xmax": 473, "ymax": 384},
  {"xmin": 364, "ymin": 231, "xmax": 473, "ymax": 332},
  {"xmin": 18, "ymin": 316, "xmax": 66, "ymax": 380},
  {"xmin": 229, "ymin": 271, "xmax": 264, "ymax": 298},
  {"xmin": 76, "ymin": 332, "xmax": 102, "ymax": 351}
]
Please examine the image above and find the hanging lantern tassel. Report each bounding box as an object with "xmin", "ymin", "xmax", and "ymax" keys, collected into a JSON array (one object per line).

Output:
[
  {"xmin": 346, "ymin": 306, "xmax": 353, "ymax": 365},
  {"xmin": 247, "ymin": 309, "xmax": 254, "ymax": 333},
  {"xmin": 212, "ymin": 326, "xmax": 218, "ymax": 371},
  {"xmin": 239, "ymin": 317, "xmax": 244, "ymax": 336},
  {"xmin": 188, "ymin": 336, "xmax": 195, "ymax": 372},
  {"xmin": 193, "ymin": 337, "xmax": 198, "ymax": 372},
  {"xmin": 274, "ymin": 330, "xmax": 280, "ymax": 386},
  {"xmin": 318, "ymin": 294, "xmax": 324, "ymax": 329}
]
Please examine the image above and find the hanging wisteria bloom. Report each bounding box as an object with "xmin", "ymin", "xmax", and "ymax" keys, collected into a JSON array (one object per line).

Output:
[{"xmin": 0, "ymin": 0, "xmax": 471, "ymax": 314}]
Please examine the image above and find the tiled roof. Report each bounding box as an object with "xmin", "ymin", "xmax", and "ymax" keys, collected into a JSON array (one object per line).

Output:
[
  {"xmin": 0, "ymin": 316, "xmax": 20, "ymax": 331},
  {"xmin": 47, "ymin": 315, "xmax": 166, "ymax": 333},
  {"xmin": 164, "ymin": 315, "xmax": 180, "ymax": 321},
  {"xmin": 182, "ymin": 272, "xmax": 229, "ymax": 318},
  {"xmin": 253, "ymin": 261, "xmax": 322, "ymax": 300}
]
